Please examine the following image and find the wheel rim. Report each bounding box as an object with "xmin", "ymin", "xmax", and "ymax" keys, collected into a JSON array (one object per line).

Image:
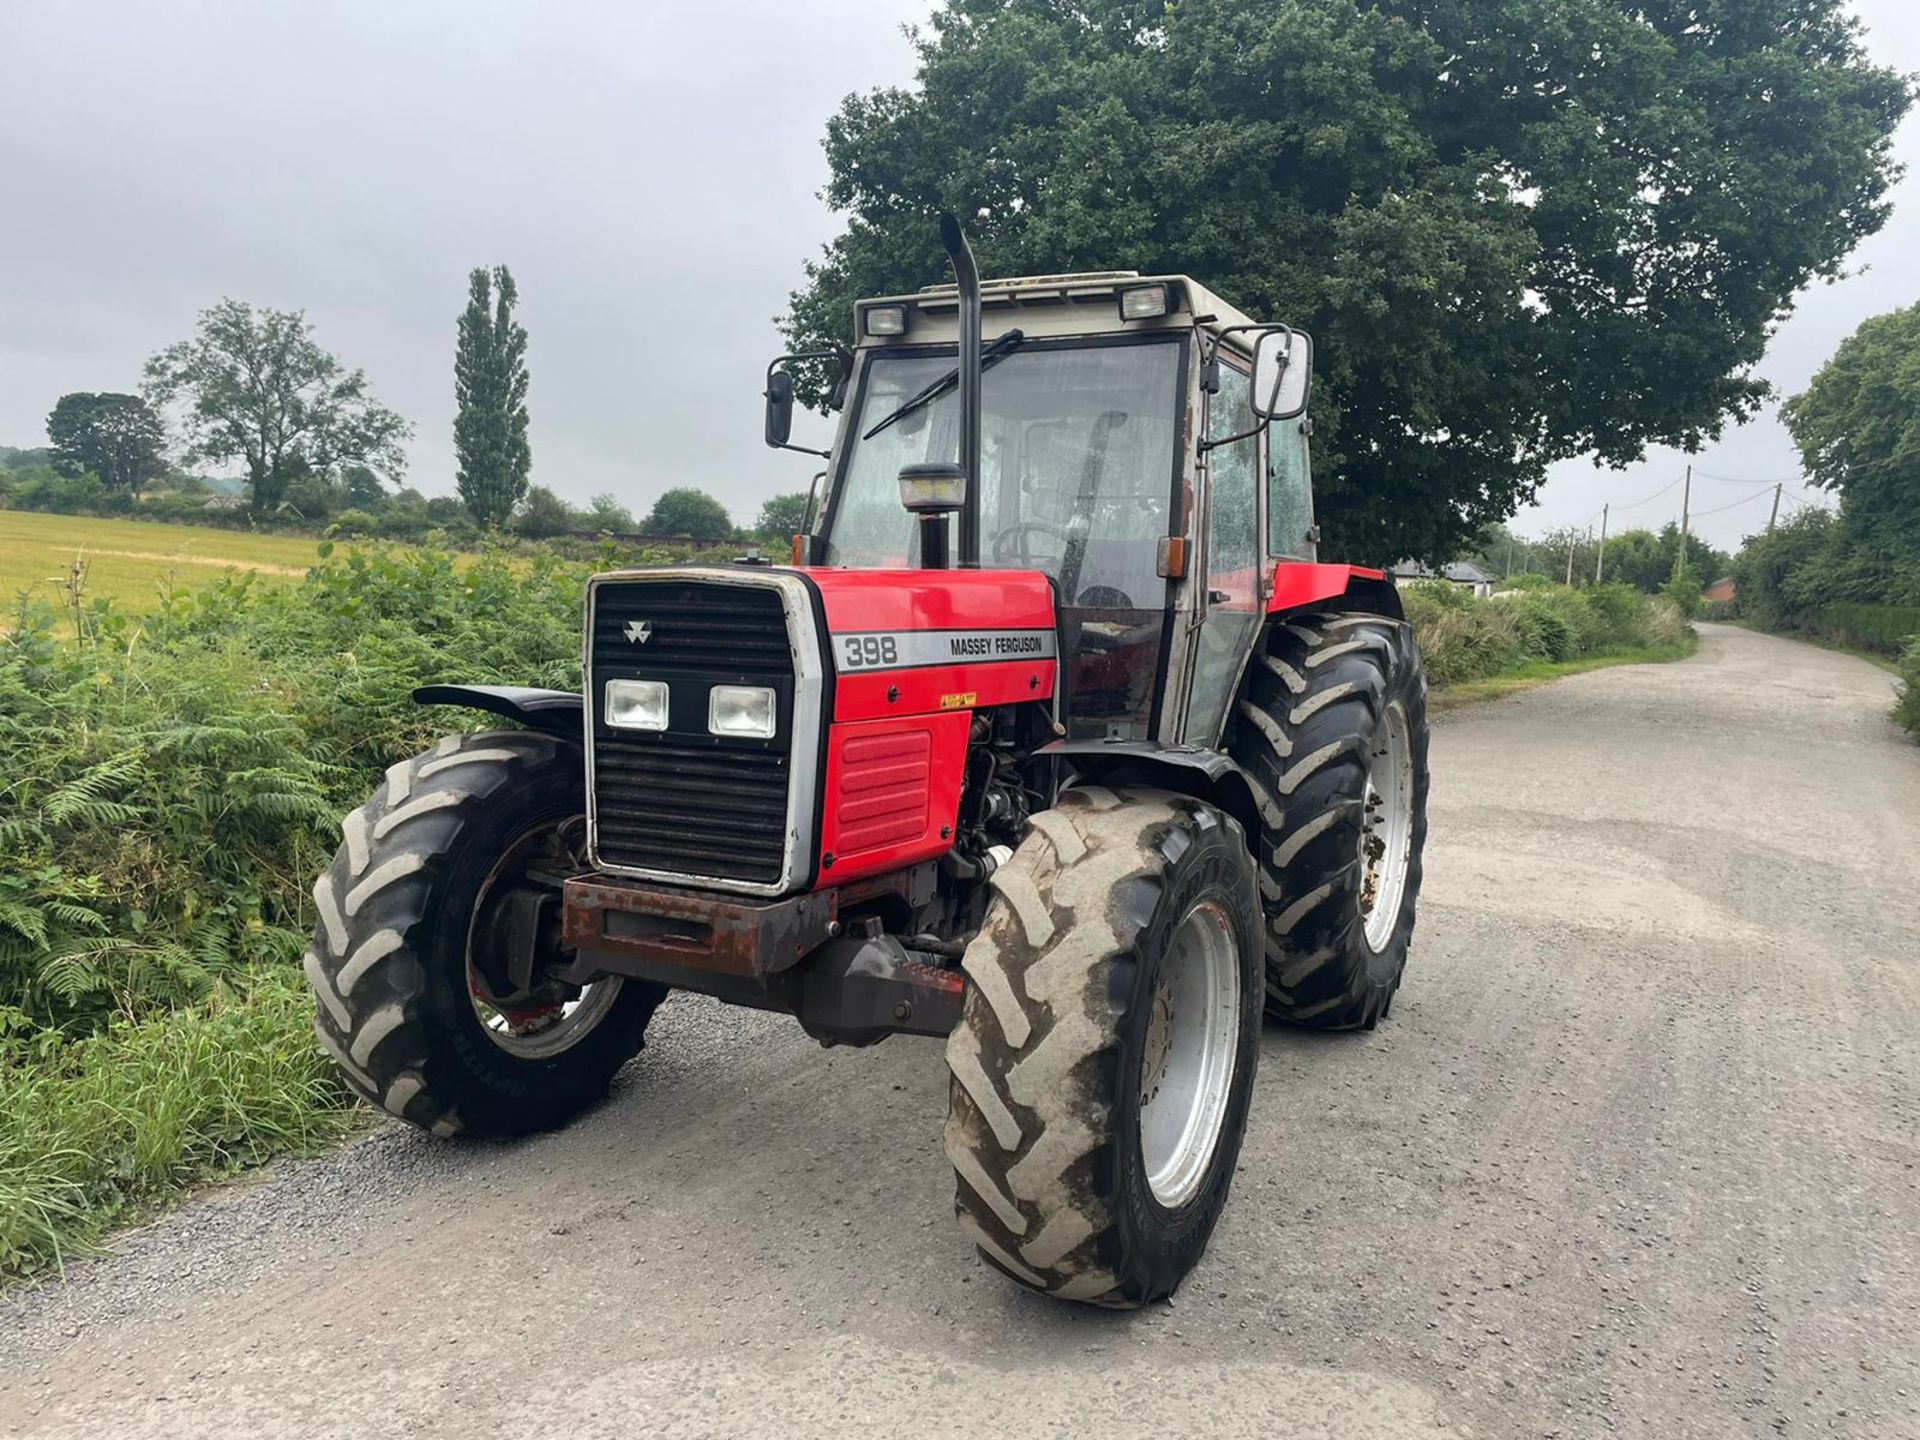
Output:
[
  {"xmin": 1138, "ymin": 899, "xmax": 1242, "ymax": 1208},
  {"xmin": 465, "ymin": 814, "xmax": 624, "ymax": 1060},
  {"xmin": 1359, "ymin": 700, "xmax": 1414, "ymax": 953}
]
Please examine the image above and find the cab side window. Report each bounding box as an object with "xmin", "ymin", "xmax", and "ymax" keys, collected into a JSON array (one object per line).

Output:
[{"xmin": 1268, "ymin": 419, "xmax": 1313, "ymax": 557}]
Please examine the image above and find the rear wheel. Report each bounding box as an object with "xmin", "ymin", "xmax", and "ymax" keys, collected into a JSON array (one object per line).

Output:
[
  {"xmin": 943, "ymin": 787, "xmax": 1262, "ymax": 1307},
  {"xmin": 1229, "ymin": 611, "xmax": 1430, "ymax": 1029},
  {"xmin": 305, "ymin": 730, "xmax": 668, "ymax": 1137}
]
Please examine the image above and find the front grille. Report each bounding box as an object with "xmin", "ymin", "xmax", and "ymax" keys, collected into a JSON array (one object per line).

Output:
[{"xmin": 587, "ymin": 577, "xmax": 801, "ymax": 887}]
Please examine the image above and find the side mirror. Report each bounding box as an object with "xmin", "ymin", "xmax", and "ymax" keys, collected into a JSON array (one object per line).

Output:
[
  {"xmin": 1250, "ymin": 329, "xmax": 1312, "ymax": 421},
  {"xmin": 764, "ymin": 369, "xmax": 796, "ymax": 448}
]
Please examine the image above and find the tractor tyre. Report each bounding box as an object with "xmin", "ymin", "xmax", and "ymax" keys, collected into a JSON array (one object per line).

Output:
[
  {"xmin": 1229, "ymin": 611, "xmax": 1430, "ymax": 1030},
  {"xmin": 305, "ymin": 730, "xmax": 667, "ymax": 1138},
  {"xmin": 944, "ymin": 786, "xmax": 1262, "ymax": 1307}
]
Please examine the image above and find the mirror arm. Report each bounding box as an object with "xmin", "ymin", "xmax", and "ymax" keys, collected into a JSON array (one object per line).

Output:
[{"xmin": 1195, "ymin": 324, "xmax": 1276, "ymax": 454}]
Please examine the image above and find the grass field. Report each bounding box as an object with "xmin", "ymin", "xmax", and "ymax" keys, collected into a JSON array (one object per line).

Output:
[{"xmin": 0, "ymin": 510, "xmax": 327, "ymax": 617}]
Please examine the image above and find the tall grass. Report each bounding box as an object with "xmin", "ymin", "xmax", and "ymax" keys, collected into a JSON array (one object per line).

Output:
[
  {"xmin": 1402, "ymin": 579, "xmax": 1690, "ymax": 688},
  {"xmin": 1809, "ymin": 603, "xmax": 1920, "ymax": 658},
  {"xmin": 1896, "ymin": 641, "xmax": 1920, "ymax": 742},
  {"xmin": 0, "ymin": 971, "xmax": 357, "ymax": 1275}
]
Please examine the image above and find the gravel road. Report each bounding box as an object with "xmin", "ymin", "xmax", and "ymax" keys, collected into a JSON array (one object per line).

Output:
[{"xmin": 4, "ymin": 623, "xmax": 1917, "ymax": 1439}]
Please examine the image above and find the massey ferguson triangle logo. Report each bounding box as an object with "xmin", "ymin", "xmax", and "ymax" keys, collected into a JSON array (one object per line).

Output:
[{"xmin": 624, "ymin": 619, "xmax": 653, "ymax": 644}]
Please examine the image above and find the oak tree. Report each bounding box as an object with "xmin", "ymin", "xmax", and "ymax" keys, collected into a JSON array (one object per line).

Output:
[
  {"xmin": 143, "ymin": 301, "xmax": 409, "ymax": 517},
  {"xmin": 784, "ymin": 0, "xmax": 1910, "ymax": 561}
]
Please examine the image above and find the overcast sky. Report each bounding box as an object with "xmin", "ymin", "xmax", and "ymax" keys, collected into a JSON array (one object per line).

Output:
[{"xmin": 3, "ymin": 1, "xmax": 1915, "ymax": 552}]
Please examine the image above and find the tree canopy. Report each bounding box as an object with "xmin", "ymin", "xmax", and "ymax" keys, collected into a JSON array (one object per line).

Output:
[
  {"xmin": 454, "ymin": 265, "xmax": 533, "ymax": 528},
  {"xmin": 45, "ymin": 392, "xmax": 165, "ymax": 492},
  {"xmin": 643, "ymin": 487, "xmax": 734, "ymax": 540},
  {"xmin": 1743, "ymin": 300, "xmax": 1920, "ymax": 615},
  {"xmin": 583, "ymin": 493, "xmax": 638, "ymax": 533},
  {"xmin": 1599, "ymin": 524, "xmax": 1729, "ymax": 592},
  {"xmin": 143, "ymin": 300, "xmax": 410, "ymax": 517},
  {"xmin": 1782, "ymin": 299, "xmax": 1920, "ymax": 553},
  {"xmin": 785, "ymin": 0, "xmax": 1910, "ymax": 561},
  {"xmin": 755, "ymin": 491, "xmax": 813, "ymax": 539}
]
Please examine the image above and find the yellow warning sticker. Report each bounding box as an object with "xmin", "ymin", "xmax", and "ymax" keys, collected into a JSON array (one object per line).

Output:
[{"xmin": 939, "ymin": 691, "xmax": 979, "ymax": 710}]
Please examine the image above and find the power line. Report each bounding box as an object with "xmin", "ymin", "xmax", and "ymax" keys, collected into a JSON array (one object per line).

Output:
[
  {"xmin": 1689, "ymin": 488, "xmax": 1777, "ymax": 520},
  {"xmin": 1608, "ymin": 474, "xmax": 1685, "ymax": 511},
  {"xmin": 1692, "ymin": 468, "xmax": 1806, "ymax": 486}
]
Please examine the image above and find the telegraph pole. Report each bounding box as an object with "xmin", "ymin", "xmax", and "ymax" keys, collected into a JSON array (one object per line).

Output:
[
  {"xmin": 1595, "ymin": 502, "xmax": 1609, "ymax": 583},
  {"xmin": 1680, "ymin": 464, "xmax": 1692, "ymax": 549},
  {"xmin": 1767, "ymin": 482, "xmax": 1782, "ymax": 534},
  {"xmin": 1565, "ymin": 534, "xmax": 1576, "ymax": 586}
]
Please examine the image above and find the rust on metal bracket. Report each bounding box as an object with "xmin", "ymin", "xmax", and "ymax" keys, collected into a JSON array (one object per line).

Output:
[{"xmin": 562, "ymin": 875, "xmax": 839, "ymax": 980}]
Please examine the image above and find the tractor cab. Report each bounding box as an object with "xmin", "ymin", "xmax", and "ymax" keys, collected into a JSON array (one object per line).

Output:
[{"xmin": 773, "ymin": 267, "xmax": 1321, "ymax": 747}]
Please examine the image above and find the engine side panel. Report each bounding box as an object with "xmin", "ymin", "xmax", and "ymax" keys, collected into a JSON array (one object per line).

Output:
[{"xmin": 817, "ymin": 710, "xmax": 971, "ymax": 884}]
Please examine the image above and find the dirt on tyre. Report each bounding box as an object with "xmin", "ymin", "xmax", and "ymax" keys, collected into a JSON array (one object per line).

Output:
[
  {"xmin": 1230, "ymin": 611, "xmax": 1430, "ymax": 1030},
  {"xmin": 305, "ymin": 729, "xmax": 667, "ymax": 1137},
  {"xmin": 944, "ymin": 786, "xmax": 1262, "ymax": 1307}
]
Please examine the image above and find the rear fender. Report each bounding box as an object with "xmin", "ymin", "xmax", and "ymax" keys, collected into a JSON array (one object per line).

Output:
[
  {"xmin": 412, "ymin": 684, "xmax": 584, "ymax": 740},
  {"xmin": 1268, "ymin": 561, "xmax": 1403, "ymax": 622}
]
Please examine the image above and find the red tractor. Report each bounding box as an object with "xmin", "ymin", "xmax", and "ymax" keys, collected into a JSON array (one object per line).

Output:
[{"xmin": 306, "ymin": 218, "xmax": 1430, "ymax": 1307}]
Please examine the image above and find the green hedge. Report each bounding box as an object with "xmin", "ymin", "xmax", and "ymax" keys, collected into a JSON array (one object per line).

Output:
[
  {"xmin": 1896, "ymin": 641, "xmax": 1920, "ymax": 743},
  {"xmin": 1809, "ymin": 603, "xmax": 1920, "ymax": 657},
  {"xmin": 1401, "ymin": 580, "xmax": 1689, "ymax": 687}
]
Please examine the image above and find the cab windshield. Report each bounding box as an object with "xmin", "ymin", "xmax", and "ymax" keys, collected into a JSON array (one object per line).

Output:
[
  {"xmin": 822, "ymin": 339, "xmax": 1180, "ymax": 610},
  {"xmin": 822, "ymin": 337, "xmax": 1184, "ymax": 739}
]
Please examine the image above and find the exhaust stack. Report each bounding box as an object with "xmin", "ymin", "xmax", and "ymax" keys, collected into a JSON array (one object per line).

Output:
[{"xmin": 938, "ymin": 213, "xmax": 982, "ymax": 568}]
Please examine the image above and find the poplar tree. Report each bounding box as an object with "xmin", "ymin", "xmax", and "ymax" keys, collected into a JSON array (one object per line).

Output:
[{"xmin": 454, "ymin": 266, "xmax": 532, "ymax": 528}]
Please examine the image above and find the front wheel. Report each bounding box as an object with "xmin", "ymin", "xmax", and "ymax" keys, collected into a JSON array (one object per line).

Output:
[
  {"xmin": 944, "ymin": 787, "xmax": 1262, "ymax": 1307},
  {"xmin": 305, "ymin": 730, "xmax": 668, "ymax": 1137}
]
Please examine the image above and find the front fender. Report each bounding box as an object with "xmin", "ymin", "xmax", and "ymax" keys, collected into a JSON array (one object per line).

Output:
[
  {"xmin": 1037, "ymin": 739, "xmax": 1267, "ymax": 854},
  {"xmin": 412, "ymin": 684, "xmax": 584, "ymax": 739}
]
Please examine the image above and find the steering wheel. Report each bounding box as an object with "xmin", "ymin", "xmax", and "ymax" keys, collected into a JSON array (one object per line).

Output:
[{"xmin": 991, "ymin": 520, "xmax": 1072, "ymax": 567}]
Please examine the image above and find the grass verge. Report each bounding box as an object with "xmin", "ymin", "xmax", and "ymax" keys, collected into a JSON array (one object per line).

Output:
[
  {"xmin": 1429, "ymin": 638, "xmax": 1699, "ymax": 711},
  {"xmin": 0, "ymin": 970, "xmax": 360, "ymax": 1278}
]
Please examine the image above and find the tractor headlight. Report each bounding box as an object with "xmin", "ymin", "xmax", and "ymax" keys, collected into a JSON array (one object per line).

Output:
[
  {"xmin": 605, "ymin": 678, "xmax": 669, "ymax": 731},
  {"xmin": 708, "ymin": 684, "xmax": 777, "ymax": 740},
  {"xmin": 864, "ymin": 304, "xmax": 908, "ymax": 337}
]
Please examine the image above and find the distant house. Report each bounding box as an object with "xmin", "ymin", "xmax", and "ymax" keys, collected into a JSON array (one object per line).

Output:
[
  {"xmin": 1703, "ymin": 576, "xmax": 1736, "ymax": 604},
  {"xmin": 1391, "ymin": 559, "xmax": 1495, "ymax": 599}
]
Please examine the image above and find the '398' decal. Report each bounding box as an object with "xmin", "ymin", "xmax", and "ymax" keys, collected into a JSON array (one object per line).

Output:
[{"xmin": 829, "ymin": 628, "xmax": 1058, "ymax": 673}]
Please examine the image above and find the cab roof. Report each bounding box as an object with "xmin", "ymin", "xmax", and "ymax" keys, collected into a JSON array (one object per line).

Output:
[{"xmin": 855, "ymin": 272, "xmax": 1264, "ymax": 356}]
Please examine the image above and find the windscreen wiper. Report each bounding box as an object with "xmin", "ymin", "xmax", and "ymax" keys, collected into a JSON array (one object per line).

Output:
[{"xmin": 861, "ymin": 330, "xmax": 1026, "ymax": 441}]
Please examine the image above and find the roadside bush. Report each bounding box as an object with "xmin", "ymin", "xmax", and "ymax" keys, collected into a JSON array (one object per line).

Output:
[
  {"xmin": 1896, "ymin": 641, "xmax": 1920, "ymax": 743},
  {"xmin": 1402, "ymin": 583, "xmax": 1522, "ymax": 684},
  {"xmin": 1809, "ymin": 603, "xmax": 1920, "ymax": 657},
  {"xmin": 1405, "ymin": 579, "xmax": 1691, "ymax": 686}
]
